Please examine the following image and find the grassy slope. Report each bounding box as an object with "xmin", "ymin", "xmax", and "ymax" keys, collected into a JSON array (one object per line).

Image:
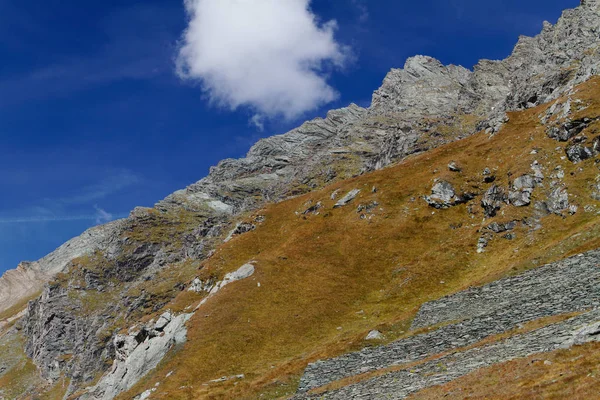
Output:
[{"xmin": 117, "ymin": 77, "xmax": 600, "ymax": 399}]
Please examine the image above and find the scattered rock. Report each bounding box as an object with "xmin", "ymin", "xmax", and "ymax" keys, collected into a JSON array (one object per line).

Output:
[
  {"xmin": 448, "ymin": 162, "xmax": 462, "ymax": 172},
  {"xmin": 209, "ymin": 374, "xmax": 246, "ymax": 384},
  {"xmin": 481, "ymin": 185, "xmax": 507, "ymax": 217},
  {"xmin": 334, "ymin": 190, "xmax": 361, "ymax": 208},
  {"xmin": 566, "ymin": 136, "xmax": 600, "ymax": 163},
  {"xmin": 482, "ymin": 168, "xmax": 496, "ymax": 183},
  {"xmin": 485, "ymin": 221, "xmax": 517, "ymax": 234},
  {"xmin": 477, "ymin": 237, "xmax": 489, "ymax": 253},
  {"xmin": 303, "ymin": 201, "xmax": 322, "ymax": 215},
  {"xmin": 569, "ymin": 204, "xmax": 579, "ymax": 215},
  {"xmin": 357, "ymin": 202, "xmax": 379, "ymax": 214},
  {"xmin": 224, "ymin": 222, "xmax": 256, "ymax": 242},
  {"xmin": 547, "ymin": 118, "xmax": 596, "ymax": 142},
  {"xmin": 430, "ymin": 181, "xmax": 455, "ymax": 203},
  {"xmin": 509, "ymin": 175, "xmax": 536, "ymax": 207},
  {"xmin": 566, "ymin": 144, "xmax": 594, "ymax": 163},
  {"xmin": 188, "ymin": 278, "xmax": 215, "ymax": 294},
  {"xmin": 366, "ymin": 330, "xmax": 384, "ymax": 341},
  {"xmin": 546, "ymin": 187, "xmax": 570, "ymax": 214},
  {"xmin": 531, "ymin": 161, "xmax": 545, "ymax": 181},
  {"xmin": 424, "ymin": 181, "xmax": 475, "ymax": 209}
]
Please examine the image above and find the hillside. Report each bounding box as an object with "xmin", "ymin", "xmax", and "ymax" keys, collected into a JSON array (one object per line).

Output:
[{"xmin": 1, "ymin": 1, "xmax": 600, "ymax": 399}]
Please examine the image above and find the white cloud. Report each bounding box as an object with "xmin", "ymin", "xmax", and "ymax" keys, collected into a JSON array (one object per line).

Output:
[{"xmin": 176, "ymin": 0, "xmax": 348, "ymax": 121}]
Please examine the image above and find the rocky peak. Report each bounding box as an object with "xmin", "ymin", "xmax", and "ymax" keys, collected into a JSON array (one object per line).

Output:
[
  {"xmin": 581, "ymin": 0, "xmax": 600, "ymax": 9},
  {"xmin": 371, "ymin": 55, "xmax": 471, "ymax": 117}
]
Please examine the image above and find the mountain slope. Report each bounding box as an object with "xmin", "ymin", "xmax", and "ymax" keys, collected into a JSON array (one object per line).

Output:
[
  {"xmin": 1, "ymin": 1, "xmax": 600, "ymax": 399},
  {"xmin": 117, "ymin": 76, "xmax": 600, "ymax": 399}
]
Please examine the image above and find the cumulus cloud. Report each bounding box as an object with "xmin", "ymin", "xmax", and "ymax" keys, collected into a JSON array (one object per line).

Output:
[{"xmin": 176, "ymin": 0, "xmax": 349, "ymax": 121}]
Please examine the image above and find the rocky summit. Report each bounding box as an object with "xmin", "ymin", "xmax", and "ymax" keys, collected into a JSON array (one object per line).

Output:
[{"xmin": 2, "ymin": 1, "xmax": 600, "ymax": 399}]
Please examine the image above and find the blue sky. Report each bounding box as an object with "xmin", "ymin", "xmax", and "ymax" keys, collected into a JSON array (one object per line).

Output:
[{"xmin": 0, "ymin": 0, "xmax": 578, "ymax": 273}]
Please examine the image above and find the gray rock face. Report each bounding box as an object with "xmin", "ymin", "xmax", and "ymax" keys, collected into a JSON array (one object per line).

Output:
[
  {"xmin": 24, "ymin": 283, "xmax": 115, "ymax": 384},
  {"xmin": 81, "ymin": 313, "xmax": 192, "ymax": 400},
  {"xmin": 371, "ymin": 56, "xmax": 471, "ymax": 118}
]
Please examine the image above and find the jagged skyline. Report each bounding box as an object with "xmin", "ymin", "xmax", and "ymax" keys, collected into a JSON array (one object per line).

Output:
[{"xmin": 0, "ymin": 0, "xmax": 577, "ymax": 272}]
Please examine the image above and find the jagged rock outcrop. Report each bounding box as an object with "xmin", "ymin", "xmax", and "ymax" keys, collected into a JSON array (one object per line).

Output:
[
  {"xmin": 161, "ymin": 1, "xmax": 600, "ymax": 220},
  {"xmin": 81, "ymin": 312, "xmax": 192, "ymax": 400}
]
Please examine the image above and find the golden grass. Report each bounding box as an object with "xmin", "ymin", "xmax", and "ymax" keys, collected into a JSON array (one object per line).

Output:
[{"xmin": 109, "ymin": 77, "xmax": 600, "ymax": 399}]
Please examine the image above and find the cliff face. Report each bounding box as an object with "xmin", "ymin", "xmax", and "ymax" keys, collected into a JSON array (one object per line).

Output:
[
  {"xmin": 0, "ymin": 220, "xmax": 124, "ymax": 316},
  {"xmin": 1, "ymin": 1, "xmax": 600, "ymax": 399}
]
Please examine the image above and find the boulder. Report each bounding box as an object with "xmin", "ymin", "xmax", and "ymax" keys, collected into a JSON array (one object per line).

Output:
[
  {"xmin": 547, "ymin": 118, "xmax": 594, "ymax": 142},
  {"xmin": 303, "ymin": 201, "xmax": 322, "ymax": 215},
  {"xmin": 448, "ymin": 162, "xmax": 462, "ymax": 172},
  {"xmin": 509, "ymin": 175, "xmax": 536, "ymax": 206},
  {"xmin": 481, "ymin": 185, "xmax": 507, "ymax": 217},
  {"xmin": 154, "ymin": 311, "xmax": 172, "ymax": 331},
  {"xmin": 366, "ymin": 330, "xmax": 384, "ymax": 341},
  {"xmin": 565, "ymin": 137, "xmax": 600, "ymax": 163},
  {"xmin": 425, "ymin": 181, "xmax": 475, "ymax": 209},
  {"xmin": 546, "ymin": 187, "xmax": 570, "ymax": 214},
  {"xmin": 485, "ymin": 221, "xmax": 517, "ymax": 233},
  {"xmin": 334, "ymin": 189, "xmax": 361, "ymax": 208}
]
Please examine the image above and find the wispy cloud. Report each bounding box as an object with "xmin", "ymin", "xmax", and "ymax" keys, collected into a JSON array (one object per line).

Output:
[
  {"xmin": 0, "ymin": 170, "xmax": 138, "ymax": 227},
  {"xmin": 0, "ymin": 212, "xmax": 127, "ymax": 225},
  {"xmin": 351, "ymin": 0, "xmax": 369, "ymax": 23},
  {"xmin": 60, "ymin": 170, "xmax": 141, "ymax": 205}
]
